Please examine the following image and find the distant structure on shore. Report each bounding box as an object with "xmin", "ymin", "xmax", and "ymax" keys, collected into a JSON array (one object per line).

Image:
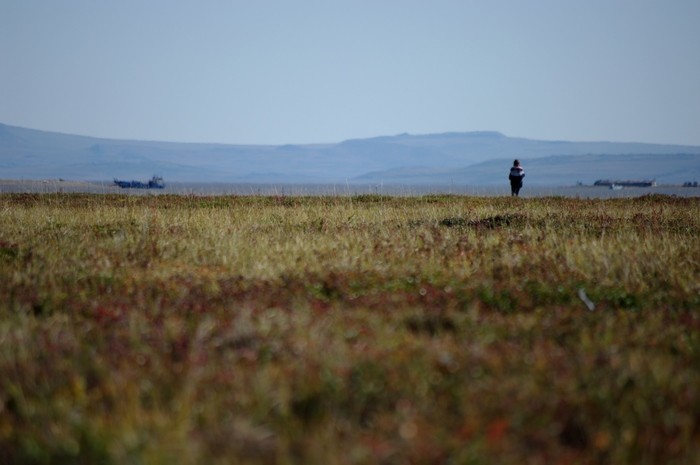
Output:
[
  {"xmin": 594, "ymin": 179, "xmax": 656, "ymax": 188},
  {"xmin": 113, "ymin": 175, "xmax": 165, "ymax": 189}
]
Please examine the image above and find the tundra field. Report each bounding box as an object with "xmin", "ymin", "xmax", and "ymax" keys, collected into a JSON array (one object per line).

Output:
[{"xmin": 1, "ymin": 193, "xmax": 699, "ymax": 464}]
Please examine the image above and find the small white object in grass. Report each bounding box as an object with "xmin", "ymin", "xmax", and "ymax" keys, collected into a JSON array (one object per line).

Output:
[{"xmin": 578, "ymin": 288, "xmax": 595, "ymax": 311}]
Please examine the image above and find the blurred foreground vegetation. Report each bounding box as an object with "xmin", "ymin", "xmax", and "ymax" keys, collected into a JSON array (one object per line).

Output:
[{"xmin": 1, "ymin": 193, "xmax": 699, "ymax": 464}]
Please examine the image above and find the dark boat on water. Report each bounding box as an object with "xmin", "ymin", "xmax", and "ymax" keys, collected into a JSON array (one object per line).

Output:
[
  {"xmin": 593, "ymin": 179, "xmax": 656, "ymax": 188},
  {"xmin": 114, "ymin": 175, "xmax": 165, "ymax": 189}
]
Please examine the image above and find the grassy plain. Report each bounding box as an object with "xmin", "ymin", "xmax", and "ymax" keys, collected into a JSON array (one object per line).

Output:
[{"xmin": 0, "ymin": 193, "xmax": 699, "ymax": 464}]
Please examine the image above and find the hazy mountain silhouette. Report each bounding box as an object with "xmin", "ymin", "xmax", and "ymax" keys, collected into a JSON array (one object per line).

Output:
[
  {"xmin": 357, "ymin": 153, "xmax": 700, "ymax": 185},
  {"xmin": 1, "ymin": 123, "xmax": 699, "ymax": 185}
]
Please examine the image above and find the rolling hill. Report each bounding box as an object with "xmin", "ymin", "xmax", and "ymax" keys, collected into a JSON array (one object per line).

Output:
[{"xmin": 1, "ymin": 123, "xmax": 699, "ymax": 185}]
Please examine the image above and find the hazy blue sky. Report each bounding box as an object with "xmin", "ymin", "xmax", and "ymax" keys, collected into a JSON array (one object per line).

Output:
[{"xmin": 1, "ymin": 0, "xmax": 699, "ymax": 145}]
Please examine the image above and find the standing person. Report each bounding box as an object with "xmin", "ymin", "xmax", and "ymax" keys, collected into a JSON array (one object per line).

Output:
[{"xmin": 508, "ymin": 159, "xmax": 525, "ymax": 196}]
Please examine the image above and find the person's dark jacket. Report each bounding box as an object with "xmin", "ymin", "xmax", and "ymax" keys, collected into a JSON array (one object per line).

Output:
[{"xmin": 509, "ymin": 166, "xmax": 525, "ymax": 186}]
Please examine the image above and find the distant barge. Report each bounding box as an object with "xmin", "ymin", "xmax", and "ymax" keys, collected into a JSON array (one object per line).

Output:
[
  {"xmin": 114, "ymin": 175, "xmax": 165, "ymax": 189},
  {"xmin": 594, "ymin": 179, "xmax": 656, "ymax": 188}
]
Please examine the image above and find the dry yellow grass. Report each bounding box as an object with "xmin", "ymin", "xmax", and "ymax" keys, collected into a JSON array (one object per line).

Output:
[{"xmin": 1, "ymin": 193, "xmax": 699, "ymax": 464}]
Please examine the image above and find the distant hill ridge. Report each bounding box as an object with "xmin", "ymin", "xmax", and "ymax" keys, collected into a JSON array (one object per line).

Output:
[{"xmin": 1, "ymin": 122, "xmax": 699, "ymax": 185}]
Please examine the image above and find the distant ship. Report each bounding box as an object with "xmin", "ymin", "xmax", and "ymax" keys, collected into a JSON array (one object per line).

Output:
[
  {"xmin": 113, "ymin": 175, "xmax": 165, "ymax": 189},
  {"xmin": 594, "ymin": 179, "xmax": 656, "ymax": 188}
]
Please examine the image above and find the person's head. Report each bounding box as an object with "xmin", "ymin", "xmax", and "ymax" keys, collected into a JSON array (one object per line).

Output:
[{"xmin": 513, "ymin": 159, "xmax": 520, "ymax": 167}]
